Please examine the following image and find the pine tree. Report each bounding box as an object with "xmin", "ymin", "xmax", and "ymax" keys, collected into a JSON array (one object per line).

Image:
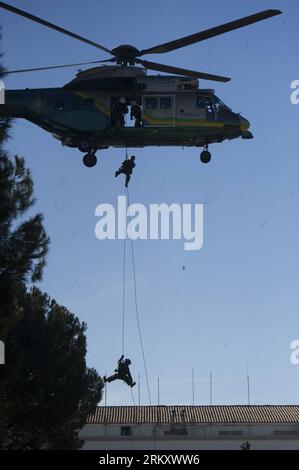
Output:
[
  {"xmin": 0, "ymin": 58, "xmax": 51, "ymax": 445},
  {"xmin": 0, "ymin": 52, "xmax": 49, "ymax": 339},
  {"xmin": 2, "ymin": 287, "xmax": 103, "ymax": 449},
  {"xmin": 0, "ymin": 155, "xmax": 49, "ymax": 339},
  {"xmin": 0, "ymin": 57, "xmax": 103, "ymax": 449}
]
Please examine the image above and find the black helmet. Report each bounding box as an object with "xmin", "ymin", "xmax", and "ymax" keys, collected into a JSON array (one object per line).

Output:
[
  {"xmin": 131, "ymin": 155, "xmax": 135, "ymax": 160},
  {"xmin": 125, "ymin": 358, "xmax": 131, "ymax": 365}
]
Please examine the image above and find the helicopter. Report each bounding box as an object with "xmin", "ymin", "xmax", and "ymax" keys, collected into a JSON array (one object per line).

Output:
[{"xmin": 0, "ymin": 2, "xmax": 282, "ymax": 167}]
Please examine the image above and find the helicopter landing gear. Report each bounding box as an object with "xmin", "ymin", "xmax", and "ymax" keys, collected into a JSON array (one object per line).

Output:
[
  {"xmin": 200, "ymin": 145, "xmax": 211, "ymax": 164},
  {"xmin": 83, "ymin": 150, "xmax": 97, "ymax": 168},
  {"xmin": 79, "ymin": 140, "xmax": 93, "ymax": 153}
]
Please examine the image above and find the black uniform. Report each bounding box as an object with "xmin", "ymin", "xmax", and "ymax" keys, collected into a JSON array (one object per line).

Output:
[
  {"xmin": 130, "ymin": 103, "xmax": 142, "ymax": 127},
  {"xmin": 111, "ymin": 103, "xmax": 123, "ymax": 126},
  {"xmin": 240, "ymin": 441, "xmax": 251, "ymax": 451},
  {"xmin": 111, "ymin": 100, "xmax": 128, "ymax": 127},
  {"xmin": 104, "ymin": 355, "xmax": 135, "ymax": 387},
  {"xmin": 115, "ymin": 156, "xmax": 136, "ymax": 187}
]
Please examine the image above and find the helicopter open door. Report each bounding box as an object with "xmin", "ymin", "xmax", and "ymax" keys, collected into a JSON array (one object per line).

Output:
[{"xmin": 142, "ymin": 95, "xmax": 175, "ymax": 127}]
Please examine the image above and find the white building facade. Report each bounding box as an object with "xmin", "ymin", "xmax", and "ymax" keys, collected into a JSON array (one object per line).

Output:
[{"xmin": 80, "ymin": 405, "xmax": 299, "ymax": 450}]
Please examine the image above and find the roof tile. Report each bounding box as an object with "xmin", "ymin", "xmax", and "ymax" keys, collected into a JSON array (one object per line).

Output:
[{"xmin": 87, "ymin": 405, "xmax": 299, "ymax": 425}]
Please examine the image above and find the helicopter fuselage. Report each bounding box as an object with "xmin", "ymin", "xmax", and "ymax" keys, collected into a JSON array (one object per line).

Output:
[{"xmin": 0, "ymin": 67, "xmax": 252, "ymax": 154}]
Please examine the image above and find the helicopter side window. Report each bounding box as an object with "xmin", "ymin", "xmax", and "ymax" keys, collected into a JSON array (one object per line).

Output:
[
  {"xmin": 160, "ymin": 97, "xmax": 172, "ymax": 109},
  {"xmin": 145, "ymin": 97, "xmax": 157, "ymax": 110}
]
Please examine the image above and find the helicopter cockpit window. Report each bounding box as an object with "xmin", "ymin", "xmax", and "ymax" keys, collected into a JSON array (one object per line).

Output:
[
  {"xmin": 213, "ymin": 96, "xmax": 230, "ymax": 112},
  {"xmin": 196, "ymin": 97, "xmax": 206, "ymax": 108},
  {"xmin": 145, "ymin": 97, "xmax": 157, "ymax": 110},
  {"xmin": 196, "ymin": 97, "xmax": 214, "ymax": 113},
  {"xmin": 160, "ymin": 97, "xmax": 172, "ymax": 109}
]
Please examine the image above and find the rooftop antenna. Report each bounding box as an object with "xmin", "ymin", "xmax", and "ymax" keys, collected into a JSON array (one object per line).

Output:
[
  {"xmin": 210, "ymin": 371, "xmax": 213, "ymax": 405},
  {"xmin": 246, "ymin": 364, "xmax": 251, "ymax": 405},
  {"xmin": 157, "ymin": 369, "xmax": 160, "ymax": 406},
  {"xmin": 104, "ymin": 374, "xmax": 107, "ymax": 407},
  {"xmin": 138, "ymin": 373, "xmax": 141, "ymax": 407},
  {"xmin": 192, "ymin": 367, "xmax": 195, "ymax": 406},
  {"xmin": 104, "ymin": 373, "xmax": 108, "ymax": 439}
]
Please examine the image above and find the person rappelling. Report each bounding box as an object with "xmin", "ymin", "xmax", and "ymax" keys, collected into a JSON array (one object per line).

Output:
[
  {"xmin": 104, "ymin": 355, "xmax": 136, "ymax": 387},
  {"xmin": 115, "ymin": 155, "xmax": 136, "ymax": 187}
]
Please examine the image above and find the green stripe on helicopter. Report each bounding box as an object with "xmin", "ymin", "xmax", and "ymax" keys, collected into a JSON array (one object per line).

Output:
[
  {"xmin": 75, "ymin": 91, "xmax": 111, "ymax": 117},
  {"xmin": 143, "ymin": 112, "xmax": 225, "ymax": 128}
]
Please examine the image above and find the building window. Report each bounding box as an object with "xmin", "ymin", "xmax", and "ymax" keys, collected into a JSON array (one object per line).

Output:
[
  {"xmin": 164, "ymin": 428, "xmax": 188, "ymax": 436},
  {"xmin": 145, "ymin": 97, "xmax": 157, "ymax": 109},
  {"xmin": 121, "ymin": 426, "xmax": 132, "ymax": 437},
  {"xmin": 218, "ymin": 430, "xmax": 243, "ymax": 436},
  {"xmin": 160, "ymin": 97, "xmax": 172, "ymax": 109},
  {"xmin": 272, "ymin": 430, "xmax": 298, "ymax": 436}
]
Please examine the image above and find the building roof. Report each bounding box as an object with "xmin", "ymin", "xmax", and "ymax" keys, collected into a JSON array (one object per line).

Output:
[{"xmin": 87, "ymin": 405, "xmax": 299, "ymax": 425}]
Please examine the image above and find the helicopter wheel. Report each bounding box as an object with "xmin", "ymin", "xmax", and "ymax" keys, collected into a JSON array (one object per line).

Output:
[
  {"xmin": 200, "ymin": 149, "xmax": 211, "ymax": 164},
  {"xmin": 83, "ymin": 152, "xmax": 97, "ymax": 168}
]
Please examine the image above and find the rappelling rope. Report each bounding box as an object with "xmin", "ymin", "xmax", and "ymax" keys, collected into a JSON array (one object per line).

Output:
[
  {"xmin": 120, "ymin": 148, "xmax": 151, "ymax": 404},
  {"xmin": 121, "ymin": 222, "xmax": 126, "ymax": 356},
  {"xmin": 126, "ymin": 185, "xmax": 152, "ymax": 405},
  {"xmin": 121, "ymin": 149, "xmax": 129, "ymax": 355}
]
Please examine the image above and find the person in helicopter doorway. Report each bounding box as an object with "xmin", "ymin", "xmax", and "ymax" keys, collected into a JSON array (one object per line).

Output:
[
  {"xmin": 130, "ymin": 101, "xmax": 142, "ymax": 127},
  {"xmin": 111, "ymin": 102, "xmax": 122, "ymax": 127},
  {"xmin": 111, "ymin": 97, "xmax": 128, "ymax": 127},
  {"xmin": 104, "ymin": 355, "xmax": 136, "ymax": 387},
  {"xmin": 115, "ymin": 155, "xmax": 136, "ymax": 187}
]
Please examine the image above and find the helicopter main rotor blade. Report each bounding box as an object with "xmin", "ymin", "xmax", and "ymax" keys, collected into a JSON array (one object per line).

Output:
[
  {"xmin": 5, "ymin": 59, "xmax": 115, "ymax": 75},
  {"xmin": 136, "ymin": 58, "xmax": 230, "ymax": 82},
  {"xmin": 0, "ymin": 1, "xmax": 112, "ymax": 54},
  {"xmin": 139, "ymin": 9, "xmax": 282, "ymax": 55}
]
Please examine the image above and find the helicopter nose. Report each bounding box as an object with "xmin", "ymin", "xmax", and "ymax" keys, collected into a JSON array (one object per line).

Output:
[
  {"xmin": 239, "ymin": 116, "xmax": 253, "ymax": 139},
  {"xmin": 240, "ymin": 116, "xmax": 250, "ymax": 132}
]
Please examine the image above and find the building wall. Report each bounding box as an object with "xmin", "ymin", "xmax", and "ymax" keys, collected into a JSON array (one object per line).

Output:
[{"xmin": 80, "ymin": 423, "xmax": 299, "ymax": 450}]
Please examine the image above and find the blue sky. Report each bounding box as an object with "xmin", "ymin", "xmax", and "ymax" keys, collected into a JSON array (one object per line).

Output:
[{"xmin": 1, "ymin": 0, "xmax": 299, "ymax": 406}]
